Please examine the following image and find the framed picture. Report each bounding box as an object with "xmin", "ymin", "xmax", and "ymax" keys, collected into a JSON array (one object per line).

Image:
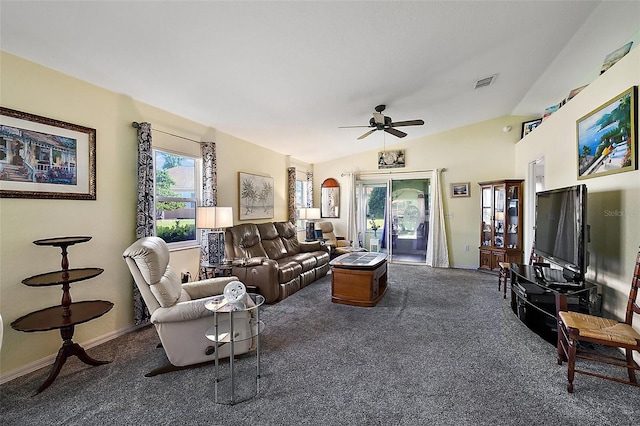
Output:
[
  {"xmin": 378, "ymin": 150, "xmax": 405, "ymax": 169},
  {"xmin": 577, "ymin": 86, "xmax": 637, "ymax": 180},
  {"xmin": 0, "ymin": 107, "xmax": 96, "ymax": 200},
  {"xmin": 600, "ymin": 41, "xmax": 633, "ymax": 75},
  {"xmin": 238, "ymin": 171, "xmax": 274, "ymax": 220},
  {"xmin": 521, "ymin": 119, "xmax": 542, "ymax": 138},
  {"xmin": 451, "ymin": 182, "xmax": 470, "ymax": 198}
]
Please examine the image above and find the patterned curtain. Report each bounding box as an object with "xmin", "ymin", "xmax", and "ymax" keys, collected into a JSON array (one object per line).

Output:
[
  {"xmin": 287, "ymin": 167, "xmax": 296, "ymax": 223},
  {"xmin": 134, "ymin": 122, "xmax": 153, "ymax": 325},
  {"xmin": 306, "ymin": 171, "xmax": 313, "ymax": 207}
]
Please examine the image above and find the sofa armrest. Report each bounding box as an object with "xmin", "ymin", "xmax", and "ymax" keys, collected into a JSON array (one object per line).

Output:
[
  {"xmin": 182, "ymin": 276, "xmax": 240, "ymax": 300},
  {"xmin": 299, "ymin": 240, "xmax": 322, "ymax": 252},
  {"xmin": 230, "ymin": 258, "xmax": 280, "ymax": 303}
]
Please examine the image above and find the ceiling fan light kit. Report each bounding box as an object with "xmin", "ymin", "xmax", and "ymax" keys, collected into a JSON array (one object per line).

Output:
[{"xmin": 340, "ymin": 104, "xmax": 425, "ymax": 140}]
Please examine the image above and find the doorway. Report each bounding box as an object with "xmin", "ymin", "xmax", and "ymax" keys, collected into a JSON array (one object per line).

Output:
[{"xmin": 357, "ymin": 175, "xmax": 430, "ymax": 264}]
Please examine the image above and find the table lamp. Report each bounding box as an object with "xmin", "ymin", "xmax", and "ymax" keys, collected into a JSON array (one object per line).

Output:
[
  {"xmin": 299, "ymin": 207, "xmax": 321, "ymax": 241},
  {"xmin": 196, "ymin": 206, "xmax": 234, "ymax": 264}
]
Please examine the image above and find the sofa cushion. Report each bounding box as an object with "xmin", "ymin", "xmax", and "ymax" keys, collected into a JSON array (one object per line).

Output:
[
  {"xmin": 226, "ymin": 223, "xmax": 268, "ymax": 259},
  {"xmin": 258, "ymin": 223, "xmax": 288, "ymax": 260},
  {"xmin": 314, "ymin": 251, "xmax": 330, "ymax": 265},
  {"xmin": 276, "ymin": 260, "xmax": 303, "ymax": 283},
  {"xmin": 275, "ymin": 221, "xmax": 301, "ymax": 255},
  {"xmin": 289, "ymin": 253, "xmax": 317, "ymax": 272}
]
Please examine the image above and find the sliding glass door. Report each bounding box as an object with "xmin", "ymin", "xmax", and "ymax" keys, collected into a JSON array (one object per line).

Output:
[{"xmin": 357, "ymin": 174, "xmax": 431, "ymax": 264}]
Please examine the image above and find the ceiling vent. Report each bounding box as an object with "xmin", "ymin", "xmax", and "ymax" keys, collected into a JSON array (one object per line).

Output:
[{"xmin": 474, "ymin": 74, "xmax": 496, "ymax": 89}]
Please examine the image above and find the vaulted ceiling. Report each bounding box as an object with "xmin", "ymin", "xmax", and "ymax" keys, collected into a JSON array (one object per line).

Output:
[{"xmin": 1, "ymin": 1, "xmax": 638, "ymax": 163}]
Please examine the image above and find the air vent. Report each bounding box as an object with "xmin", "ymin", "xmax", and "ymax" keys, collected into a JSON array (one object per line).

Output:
[{"xmin": 475, "ymin": 74, "xmax": 496, "ymax": 89}]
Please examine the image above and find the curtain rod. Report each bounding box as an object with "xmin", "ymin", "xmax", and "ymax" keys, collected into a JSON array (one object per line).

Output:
[
  {"xmin": 341, "ymin": 168, "xmax": 446, "ymax": 177},
  {"xmin": 131, "ymin": 121, "xmax": 202, "ymax": 144}
]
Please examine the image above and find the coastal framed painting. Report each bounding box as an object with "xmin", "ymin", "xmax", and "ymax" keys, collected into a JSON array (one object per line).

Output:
[
  {"xmin": 451, "ymin": 182, "xmax": 470, "ymax": 198},
  {"xmin": 0, "ymin": 107, "xmax": 96, "ymax": 200},
  {"xmin": 238, "ymin": 171, "xmax": 274, "ymax": 220},
  {"xmin": 577, "ymin": 86, "xmax": 637, "ymax": 180}
]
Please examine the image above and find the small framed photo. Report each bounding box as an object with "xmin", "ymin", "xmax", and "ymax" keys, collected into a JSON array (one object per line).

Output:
[
  {"xmin": 521, "ymin": 118, "xmax": 542, "ymax": 138},
  {"xmin": 451, "ymin": 182, "xmax": 470, "ymax": 198},
  {"xmin": 600, "ymin": 41, "xmax": 633, "ymax": 75},
  {"xmin": 0, "ymin": 107, "xmax": 96, "ymax": 200}
]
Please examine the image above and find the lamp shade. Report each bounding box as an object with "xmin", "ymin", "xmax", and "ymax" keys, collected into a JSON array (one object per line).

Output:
[
  {"xmin": 196, "ymin": 206, "xmax": 234, "ymax": 229},
  {"xmin": 299, "ymin": 207, "xmax": 320, "ymax": 220}
]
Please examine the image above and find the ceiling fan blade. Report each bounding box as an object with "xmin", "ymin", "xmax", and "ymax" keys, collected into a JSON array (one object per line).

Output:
[
  {"xmin": 357, "ymin": 129, "xmax": 377, "ymax": 140},
  {"xmin": 390, "ymin": 119, "xmax": 425, "ymax": 127},
  {"xmin": 339, "ymin": 125, "xmax": 372, "ymax": 129},
  {"xmin": 384, "ymin": 127, "xmax": 407, "ymax": 138}
]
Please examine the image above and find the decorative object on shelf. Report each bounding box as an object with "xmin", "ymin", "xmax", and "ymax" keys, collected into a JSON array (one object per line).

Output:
[
  {"xmin": 565, "ymin": 85, "xmax": 588, "ymax": 103},
  {"xmin": 577, "ymin": 86, "xmax": 636, "ymax": 180},
  {"xmin": 238, "ymin": 172, "xmax": 274, "ymax": 220},
  {"xmin": 223, "ymin": 280, "xmax": 247, "ymax": 307},
  {"xmin": 521, "ymin": 118, "xmax": 542, "ymax": 138},
  {"xmin": 299, "ymin": 207, "xmax": 320, "ymax": 241},
  {"xmin": 196, "ymin": 206, "xmax": 234, "ymax": 265},
  {"xmin": 450, "ymin": 182, "xmax": 470, "ymax": 198},
  {"xmin": 600, "ymin": 41, "xmax": 633, "ymax": 75},
  {"xmin": 542, "ymin": 102, "xmax": 563, "ymax": 121},
  {"xmin": 321, "ymin": 178, "xmax": 340, "ymax": 218},
  {"xmin": 378, "ymin": 150, "xmax": 405, "ymax": 169},
  {"xmin": 0, "ymin": 107, "xmax": 96, "ymax": 200}
]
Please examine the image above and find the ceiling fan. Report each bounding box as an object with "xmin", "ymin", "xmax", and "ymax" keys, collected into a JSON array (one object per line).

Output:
[{"xmin": 340, "ymin": 105, "xmax": 425, "ymax": 140}]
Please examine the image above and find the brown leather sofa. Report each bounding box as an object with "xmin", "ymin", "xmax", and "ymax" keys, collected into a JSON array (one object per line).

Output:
[{"xmin": 224, "ymin": 221, "xmax": 330, "ymax": 303}]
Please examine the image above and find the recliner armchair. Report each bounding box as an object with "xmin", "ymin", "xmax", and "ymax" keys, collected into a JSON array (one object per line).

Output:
[
  {"xmin": 316, "ymin": 221, "xmax": 366, "ymax": 258},
  {"xmin": 123, "ymin": 236, "xmax": 254, "ymax": 376}
]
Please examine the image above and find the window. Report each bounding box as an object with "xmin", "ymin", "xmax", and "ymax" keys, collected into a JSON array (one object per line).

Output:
[
  {"xmin": 295, "ymin": 178, "xmax": 310, "ymax": 230},
  {"xmin": 154, "ymin": 149, "xmax": 199, "ymax": 247}
]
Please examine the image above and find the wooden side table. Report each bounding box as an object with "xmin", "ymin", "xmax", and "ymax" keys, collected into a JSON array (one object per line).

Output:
[{"xmin": 10, "ymin": 236, "xmax": 113, "ymax": 394}]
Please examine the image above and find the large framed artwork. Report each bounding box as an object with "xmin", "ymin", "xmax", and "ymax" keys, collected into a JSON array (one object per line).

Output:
[
  {"xmin": 0, "ymin": 107, "xmax": 96, "ymax": 200},
  {"xmin": 577, "ymin": 86, "xmax": 637, "ymax": 180},
  {"xmin": 238, "ymin": 172, "xmax": 274, "ymax": 220}
]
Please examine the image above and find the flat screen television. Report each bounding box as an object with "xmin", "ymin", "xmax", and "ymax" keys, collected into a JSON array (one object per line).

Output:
[{"xmin": 534, "ymin": 184, "xmax": 589, "ymax": 282}]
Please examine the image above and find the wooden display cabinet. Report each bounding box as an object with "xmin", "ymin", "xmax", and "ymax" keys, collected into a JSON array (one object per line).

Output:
[{"xmin": 478, "ymin": 179, "xmax": 524, "ymax": 272}]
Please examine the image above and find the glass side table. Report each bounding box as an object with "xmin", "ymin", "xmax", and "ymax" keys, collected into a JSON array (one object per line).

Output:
[{"xmin": 205, "ymin": 293, "xmax": 265, "ymax": 405}]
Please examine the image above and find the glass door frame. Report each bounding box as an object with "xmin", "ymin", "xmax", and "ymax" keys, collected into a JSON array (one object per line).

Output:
[{"xmin": 356, "ymin": 170, "xmax": 433, "ymax": 264}]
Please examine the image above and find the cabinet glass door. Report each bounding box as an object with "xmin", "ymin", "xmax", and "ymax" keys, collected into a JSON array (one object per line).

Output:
[
  {"xmin": 506, "ymin": 184, "xmax": 520, "ymax": 249},
  {"xmin": 493, "ymin": 185, "xmax": 505, "ymax": 248},
  {"xmin": 481, "ymin": 187, "xmax": 492, "ymax": 247}
]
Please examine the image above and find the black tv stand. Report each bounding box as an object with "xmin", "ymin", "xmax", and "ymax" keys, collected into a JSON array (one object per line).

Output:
[{"xmin": 509, "ymin": 264, "xmax": 598, "ymax": 343}]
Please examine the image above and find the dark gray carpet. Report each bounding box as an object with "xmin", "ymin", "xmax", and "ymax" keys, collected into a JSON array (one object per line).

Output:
[{"xmin": 1, "ymin": 265, "xmax": 638, "ymax": 425}]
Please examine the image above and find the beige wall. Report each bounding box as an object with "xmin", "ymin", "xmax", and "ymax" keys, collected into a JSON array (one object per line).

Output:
[
  {"xmin": 515, "ymin": 47, "xmax": 640, "ymax": 323},
  {"xmin": 0, "ymin": 52, "xmax": 291, "ymax": 379},
  {"xmin": 313, "ymin": 114, "xmax": 534, "ymax": 268}
]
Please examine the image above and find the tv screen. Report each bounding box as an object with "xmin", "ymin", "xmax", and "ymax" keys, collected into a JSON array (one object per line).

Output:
[{"xmin": 534, "ymin": 184, "xmax": 588, "ymax": 281}]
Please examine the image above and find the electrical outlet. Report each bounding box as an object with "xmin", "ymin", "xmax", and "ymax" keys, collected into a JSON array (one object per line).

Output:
[{"xmin": 465, "ymin": 245, "xmax": 470, "ymax": 251}]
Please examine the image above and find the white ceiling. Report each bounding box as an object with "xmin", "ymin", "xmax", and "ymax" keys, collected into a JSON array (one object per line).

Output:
[{"xmin": 1, "ymin": 1, "xmax": 638, "ymax": 163}]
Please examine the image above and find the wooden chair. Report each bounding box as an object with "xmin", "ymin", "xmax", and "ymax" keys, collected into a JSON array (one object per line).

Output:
[
  {"xmin": 498, "ymin": 246, "xmax": 542, "ymax": 298},
  {"xmin": 556, "ymin": 249, "xmax": 640, "ymax": 393}
]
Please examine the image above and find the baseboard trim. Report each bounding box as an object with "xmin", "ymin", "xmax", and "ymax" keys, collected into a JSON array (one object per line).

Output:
[{"xmin": 0, "ymin": 324, "xmax": 145, "ymax": 385}]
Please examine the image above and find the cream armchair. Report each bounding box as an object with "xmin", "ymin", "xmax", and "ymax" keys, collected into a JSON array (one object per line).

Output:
[
  {"xmin": 123, "ymin": 236, "xmax": 253, "ymax": 376},
  {"xmin": 316, "ymin": 221, "xmax": 366, "ymax": 258}
]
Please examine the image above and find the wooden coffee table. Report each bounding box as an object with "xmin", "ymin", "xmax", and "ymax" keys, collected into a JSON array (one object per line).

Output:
[{"xmin": 329, "ymin": 252, "xmax": 387, "ymax": 307}]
